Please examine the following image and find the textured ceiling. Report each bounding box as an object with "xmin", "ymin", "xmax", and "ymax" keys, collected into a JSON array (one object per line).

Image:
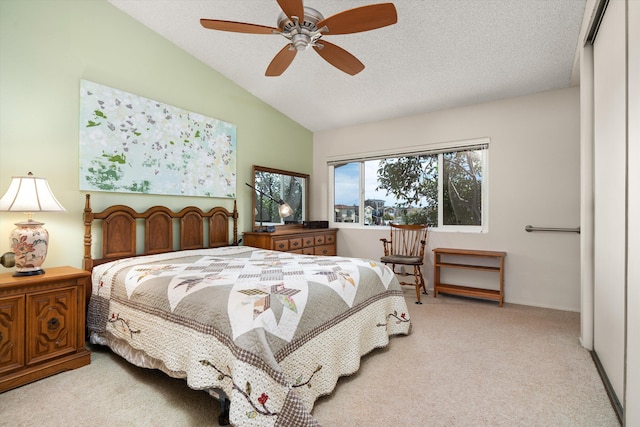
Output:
[{"xmin": 108, "ymin": 0, "xmax": 587, "ymax": 132}]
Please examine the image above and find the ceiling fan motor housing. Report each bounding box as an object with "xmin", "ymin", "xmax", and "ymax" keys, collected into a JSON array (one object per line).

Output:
[{"xmin": 278, "ymin": 7, "xmax": 325, "ymax": 51}]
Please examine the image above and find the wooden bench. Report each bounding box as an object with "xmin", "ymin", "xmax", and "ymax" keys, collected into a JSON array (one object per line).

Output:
[{"xmin": 432, "ymin": 248, "xmax": 506, "ymax": 307}]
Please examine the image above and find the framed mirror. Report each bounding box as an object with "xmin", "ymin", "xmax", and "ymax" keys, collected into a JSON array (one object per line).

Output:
[{"xmin": 251, "ymin": 165, "xmax": 309, "ymax": 231}]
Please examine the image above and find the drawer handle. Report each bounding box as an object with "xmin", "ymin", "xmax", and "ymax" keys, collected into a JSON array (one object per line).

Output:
[{"xmin": 48, "ymin": 317, "xmax": 60, "ymax": 331}]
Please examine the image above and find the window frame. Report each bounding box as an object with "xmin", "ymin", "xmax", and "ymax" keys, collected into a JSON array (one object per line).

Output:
[{"xmin": 328, "ymin": 138, "xmax": 489, "ymax": 233}]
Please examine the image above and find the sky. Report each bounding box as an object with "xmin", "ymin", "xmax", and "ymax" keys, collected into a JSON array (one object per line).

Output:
[{"xmin": 334, "ymin": 161, "xmax": 398, "ymax": 206}]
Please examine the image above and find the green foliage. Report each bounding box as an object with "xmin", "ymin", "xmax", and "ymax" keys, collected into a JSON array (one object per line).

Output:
[
  {"xmin": 127, "ymin": 180, "xmax": 151, "ymax": 193},
  {"xmin": 103, "ymin": 153, "xmax": 126, "ymax": 164},
  {"xmin": 376, "ymin": 149, "xmax": 482, "ymax": 226},
  {"xmin": 376, "ymin": 155, "xmax": 438, "ymax": 225},
  {"xmin": 85, "ymin": 161, "xmax": 122, "ymax": 191},
  {"xmin": 443, "ymin": 151, "xmax": 482, "ymax": 225},
  {"xmin": 400, "ymin": 208, "xmax": 435, "ymax": 226}
]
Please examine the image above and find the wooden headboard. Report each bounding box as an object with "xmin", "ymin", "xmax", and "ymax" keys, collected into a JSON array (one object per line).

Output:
[{"xmin": 82, "ymin": 194, "xmax": 238, "ymax": 271}]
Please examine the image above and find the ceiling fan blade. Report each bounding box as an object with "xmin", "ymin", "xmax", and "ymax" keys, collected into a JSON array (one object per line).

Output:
[
  {"xmin": 317, "ymin": 3, "xmax": 398, "ymax": 35},
  {"xmin": 276, "ymin": 0, "xmax": 305, "ymax": 22},
  {"xmin": 265, "ymin": 45, "xmax": 297, "ymax": 76},
  {"xmin": 200, "ymin": 19, "xmax": 278, "ymax": 34},
  {"xmin": 313, "ymin": 40, "xmax": 365, "ymax": 76}
]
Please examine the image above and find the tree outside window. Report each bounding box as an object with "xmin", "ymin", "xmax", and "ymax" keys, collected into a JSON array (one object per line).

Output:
[{"xmin": 331, "ymin": 143, "xmax": 486, "ymax": 229}]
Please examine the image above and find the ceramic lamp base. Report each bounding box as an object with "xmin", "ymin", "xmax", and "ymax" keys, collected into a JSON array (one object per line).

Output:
[{"xmin": 9, "ymin": 219, "xmax": 49, "ymax": 277}]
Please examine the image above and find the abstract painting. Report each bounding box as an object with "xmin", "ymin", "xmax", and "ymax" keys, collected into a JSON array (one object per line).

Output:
[{"xmin": 79, "ymin": 80, "xmax": 236, "ymax": 198}]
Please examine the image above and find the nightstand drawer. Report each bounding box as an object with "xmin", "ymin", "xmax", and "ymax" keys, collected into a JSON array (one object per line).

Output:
[
  {"xmin": 26, "ymin": 286, "xmax": 77, "ymax": 365},
  {"xmin": 0, "ymin": 295, "xmax": 25, "ymax": 375}
]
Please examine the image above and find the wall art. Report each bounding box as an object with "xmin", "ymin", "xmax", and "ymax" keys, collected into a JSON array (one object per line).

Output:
[{"xmin": 79, "ymin": 80, "xmax": 236, "ymax": 198}]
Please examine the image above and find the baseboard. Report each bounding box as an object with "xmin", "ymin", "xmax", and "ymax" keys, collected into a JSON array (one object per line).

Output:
[{"xmin": 590, "ymin": 350, "xmax": 623, "ymax": 424}]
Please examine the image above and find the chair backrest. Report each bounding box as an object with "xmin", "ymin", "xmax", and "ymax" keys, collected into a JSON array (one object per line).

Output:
[{"xmin": 387, "ymin": 223, "xmax": 429, "ymax": 258}]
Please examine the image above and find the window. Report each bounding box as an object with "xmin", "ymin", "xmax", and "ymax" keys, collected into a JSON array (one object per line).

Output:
[{"xmin": 330, "ymin": 140, "xmax": 488, "ymax": 230}]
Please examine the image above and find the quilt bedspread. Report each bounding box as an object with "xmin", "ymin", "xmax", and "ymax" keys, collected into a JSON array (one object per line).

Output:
[{"xmin": 87, "ymin": 246, "xmax": 411, "ymax": 426}]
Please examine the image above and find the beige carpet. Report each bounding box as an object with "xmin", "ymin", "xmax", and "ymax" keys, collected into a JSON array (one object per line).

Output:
[{"xmin": 0, "ymin": 292, "xmax": 619, "ymax": 426}]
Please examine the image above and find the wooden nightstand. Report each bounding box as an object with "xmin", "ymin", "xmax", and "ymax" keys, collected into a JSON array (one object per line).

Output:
[{"xmin": 0, "ymin": 266, "xmax": 91, "ymax": 392}]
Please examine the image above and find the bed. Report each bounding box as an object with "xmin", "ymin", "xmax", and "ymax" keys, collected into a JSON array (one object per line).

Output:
[{"xmin": 83, "ymin": 195, "xmax": 411, "ymax": 426}]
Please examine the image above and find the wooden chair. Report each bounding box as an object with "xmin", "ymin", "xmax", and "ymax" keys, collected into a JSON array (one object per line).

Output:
[{"xmin": 380, "ymin": 223, "xmax": 429, "ymax": 304}]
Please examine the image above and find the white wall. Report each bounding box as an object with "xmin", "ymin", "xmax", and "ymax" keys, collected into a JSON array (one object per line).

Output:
[
  {"xmin": 626, "ymin": 0, "xmax": 640, "ymax": 421},
  {"xmin": 0, "ymin": 1, "xmax": 312, "ymax": 271},
  {"xmin": 313, "ymin": 87, "xmax": 581, "ymax": 311}
]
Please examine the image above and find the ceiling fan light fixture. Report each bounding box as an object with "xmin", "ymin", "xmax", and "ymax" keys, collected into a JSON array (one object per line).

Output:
[{"xmin": 291, "ymin": 34, "xmax": 311, "ymax": 51}]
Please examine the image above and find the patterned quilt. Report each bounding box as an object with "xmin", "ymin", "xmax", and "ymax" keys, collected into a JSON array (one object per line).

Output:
[{"xmin": 87, "ymin": 246, "xmax": 411, "ymax": 426}]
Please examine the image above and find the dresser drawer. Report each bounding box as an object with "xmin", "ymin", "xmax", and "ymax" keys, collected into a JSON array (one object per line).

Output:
[
  {"xmin": 315, "ymin": 244, "xmax": 336, "ymax": 256},
  {"xmin": 302, "ymin": 236, "xmax": 315, "ymax": 247},
  {"xmin": 289, "ymin": 238, "xmax": 303, "ymax": 251},
  {"xmin": 243, "ymin": 228, "xmax": 338, "ymax": 256},
  {"xmin": 273, "ymin": 239, "xmax": 289, "ymax": 251}
]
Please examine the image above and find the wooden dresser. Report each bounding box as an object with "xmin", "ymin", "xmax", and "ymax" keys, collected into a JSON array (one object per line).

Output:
[
  {"xmin": 0, "ymin": 266, "xmax": 91, "ymax": 392},
  {"xmin": 244, "ymin": 227, "xmax": 338, "ymax": 256}
]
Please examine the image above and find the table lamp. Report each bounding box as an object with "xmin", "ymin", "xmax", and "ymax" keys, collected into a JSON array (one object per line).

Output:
[
  {"xmin": 246, "ymin": 182, "xmax": 293, "ymax": 232},
  {"xmin": 0, "ymin": 172, "xmax": 66, "ymax": 276}
]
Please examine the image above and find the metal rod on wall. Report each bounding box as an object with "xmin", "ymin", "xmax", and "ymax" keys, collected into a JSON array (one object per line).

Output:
[{"xmin": 525, "ymin": 225, "xmax": 581, "ymax": 234}]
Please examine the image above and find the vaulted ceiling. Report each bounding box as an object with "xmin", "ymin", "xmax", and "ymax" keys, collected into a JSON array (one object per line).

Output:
[{"xmin": 108, "ymin": 0, "xmax": 587, "ymax": 132}]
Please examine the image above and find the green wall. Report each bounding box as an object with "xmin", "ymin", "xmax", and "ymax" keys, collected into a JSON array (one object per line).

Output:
[{"xmin": 0, "ymin": 0, "xmax": 312, "ymax": 269}]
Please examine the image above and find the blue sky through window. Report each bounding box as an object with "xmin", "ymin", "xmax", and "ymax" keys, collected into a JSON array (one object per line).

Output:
[
  {"xmin": 334, "ymin": 162, "xmax": 359, "ymax": 206},
  {"xmin": 335, "ymin": 161, "xmax": 400, "ymax": 206}
]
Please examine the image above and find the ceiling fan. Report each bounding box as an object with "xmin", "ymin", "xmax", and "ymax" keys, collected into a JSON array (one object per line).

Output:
[{"xmin": 200, "ymin": 1, "xmax": 397, "ymax": 76}]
